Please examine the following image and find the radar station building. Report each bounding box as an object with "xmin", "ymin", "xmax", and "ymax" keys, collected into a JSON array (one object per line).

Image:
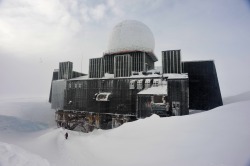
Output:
[{"xmin": 49, "ymin": 20, "xmax": 223, "ymax": 130}]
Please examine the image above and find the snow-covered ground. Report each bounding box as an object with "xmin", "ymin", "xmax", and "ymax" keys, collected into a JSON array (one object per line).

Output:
[
  {"xmin": 0, "ymin": 94, "xmax": 250, "ymax": 166},
  {"xmin": 223, "ymin": 91, "xmax": 250, "ymax": 105}
]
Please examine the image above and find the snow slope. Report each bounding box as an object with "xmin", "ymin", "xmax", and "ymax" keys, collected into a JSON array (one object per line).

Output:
[
  {"xmin": 223, "ymin": 91, "xmax": 250, "ymax": 105},
  {"xmin": 0, "ymin": 96, "xmax": 250, "ymax": 166},
  {"xmin": 0, "ymin": 142, "xmax": 50, "ymax": 166}
]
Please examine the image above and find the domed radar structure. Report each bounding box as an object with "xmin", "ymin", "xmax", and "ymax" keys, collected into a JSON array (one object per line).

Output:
[{"xmin": 106, "ymin": 20, "xmax": 155, "ymax": 54}]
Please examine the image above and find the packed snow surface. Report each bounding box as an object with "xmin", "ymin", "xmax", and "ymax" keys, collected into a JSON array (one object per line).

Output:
[
  {"xmin": 0, "ymin": 95, "xmax": 250, "ymax": 166},
  {"xmin": 0, "ymin": 142, "xmax": 50, "ymax": 166},
  {"xmin": 223, "ymin": 91, "xmax": 250, "ymax": 105},
  {"xmin": 107, "ymin": 20, "xmax": 155, "ymax": 54}
]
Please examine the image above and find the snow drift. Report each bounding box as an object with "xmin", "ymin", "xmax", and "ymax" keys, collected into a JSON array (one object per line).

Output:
[
  {"xmin": 223, "ymin": 91, "xmax": 250, "ymax": 105},
  {"xmin": 0, "ymin": 142, "xmax": 50, "ymax": 166},
  {"xmin": 0, "ymin": 95, "xmax": 250, "ymax": 166}
]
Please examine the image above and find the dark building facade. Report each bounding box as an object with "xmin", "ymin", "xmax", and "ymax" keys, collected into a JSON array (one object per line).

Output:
[
  {"xmin": 182, "ymin": 60, "xmax": 223, "ymax": 110},
  {"xmin": 50, "ymin": 49, "xmax": 224, "ymax": 131},
  {"xmin": 61, "ymin": 75, "xmax": 189, "ymax": 118},
  {"xmin": 50, "ymin": 48, "xmax": 223, "ymax": 131},
  {"xmin": 50, "ymin": 48, "xmax": 190, "ymax": 131}
]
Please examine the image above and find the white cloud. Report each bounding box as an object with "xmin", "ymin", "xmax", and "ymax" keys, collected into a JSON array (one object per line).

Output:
[
  {"xmin": 0, "ymin": 0, "xmax": 118, "ymax": 57},
  {"xmin": 0, "ymin": 0, "xmax": 80, "ymax": 56},
  {"xmin": 89, "ymin": 4, "xmax": 107, "ymax": 20},
  {"xmin": 0, "ymin": 0, "xmax": 250, "ymax": 97}
]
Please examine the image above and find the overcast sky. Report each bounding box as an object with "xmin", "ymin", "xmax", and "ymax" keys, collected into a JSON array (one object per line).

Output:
[{"xmin": 0, "ymin": 0, "xmax": 250, "ymax": 98}]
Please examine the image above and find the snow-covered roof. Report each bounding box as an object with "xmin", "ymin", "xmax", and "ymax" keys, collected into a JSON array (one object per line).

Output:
[
  {"xmin": 147, "ymin": 66, "xmax": 162, "ymax": 74},
  {"xmin": 102, "ymin": 73, "xmax": 115, "ymax": 79},
  {"xmin": 163, "ymin": 73, "xmax": 188, "ymax": 79},
  {"xmin": 70, "ymin": 75, "xmax": 89, "ymax": 80},
  {"xmin": 130, "ymin": 73, "xmax": 188, "ymax": 79},
  {"xmin": 106, "ymin": 20, "xmax": 155, "ymax": 54},
  {"xmin": 53, "ymin": 79, "xmax": 67, "ymax": 82},
  {"xmin": 138, "ymin": 85, "xmax": 167, "ymax": 95},
  {"xmin": 69, "ymin": 73, "xmax": 187, "ymax": 81}
]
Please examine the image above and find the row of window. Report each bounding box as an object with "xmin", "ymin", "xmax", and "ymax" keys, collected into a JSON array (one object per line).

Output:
[
  {"xmin": 69, "ymin": 79, "xmax": 167, "ymax": 89},
  {"xmin": 68, "ymin": 82, "xmax": 113, "ymax": 89},
  {"xmin": 68, "ymin": 83, "xmax": 82, "ymax": 89},
  {"xmin": 129, "ymin": 79, "xmax": 167, "ymax": 90}
]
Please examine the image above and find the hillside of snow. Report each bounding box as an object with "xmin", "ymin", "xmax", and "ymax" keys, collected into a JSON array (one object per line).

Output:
[
  {"xmin": 223, "ymin": 91, "xmax": 250, "ymax": 105},
  {"xmin": 0, "ymin": 142, "xmax": 50, "ymax": 166},
  {"xmin": 0, "ymin": 95, "xmax": 250, "ymax": 166}
]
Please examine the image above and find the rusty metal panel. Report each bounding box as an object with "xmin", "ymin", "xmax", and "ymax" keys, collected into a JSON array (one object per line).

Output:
[
  {"xmin": 137, "ymin": 78, "xmax": 189, "ymax": 118},
  {"xmin": 167, "ymin": 79, "xmax": 189, "ymax": 115}
]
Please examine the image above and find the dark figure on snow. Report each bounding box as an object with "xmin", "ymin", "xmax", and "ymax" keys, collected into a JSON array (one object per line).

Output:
[{"xmin": 65, "ymin": 132, "xmax": 68, "ymax": 139}]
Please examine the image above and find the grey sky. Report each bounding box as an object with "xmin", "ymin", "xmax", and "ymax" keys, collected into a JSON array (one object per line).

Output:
[{"xmin": 0, "ymin": 0, "xmax": 250, "ymax": 98}]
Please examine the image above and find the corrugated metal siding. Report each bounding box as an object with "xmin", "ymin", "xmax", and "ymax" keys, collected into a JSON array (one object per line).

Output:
[
  {"xmin": 131, "ymin": 52, "xmax": 144, "ymax": 72},
  {"xmin": 51, "ymin": 80, "xmax": 67, "ymax": 109},
  {"xmin": 103, "ymin": 55, "xmax": 115, "ymax": 74},
  {"xmin": 63, "ymin": 77, "xmax": 188, "ymax": 117},
  {"xmin": 89, "ymin": 58, "xmax": 104, "ymax": 78},
  {"xmin": 59, "ymin": 62, "xmax": 73, "ymax": 79},
  {"xmin": 162, "ymin": 50, "xmax": 181, "ymax": 74},
  {"xmin": 114, "ymin": 54, "xmax": 132, "ymax": 77},
  {"xmin": 64, "ymin": 78, "xmax": 142, "ymax": 115},
  {"xmin": 168, "ymin": 79, "xmax": 189, "ymax": 115}
]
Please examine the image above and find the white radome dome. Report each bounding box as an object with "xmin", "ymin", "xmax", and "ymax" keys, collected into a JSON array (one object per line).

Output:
[{"xmin": 107, "ymin": 20, "xmax": 155, "ymax": 54}]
